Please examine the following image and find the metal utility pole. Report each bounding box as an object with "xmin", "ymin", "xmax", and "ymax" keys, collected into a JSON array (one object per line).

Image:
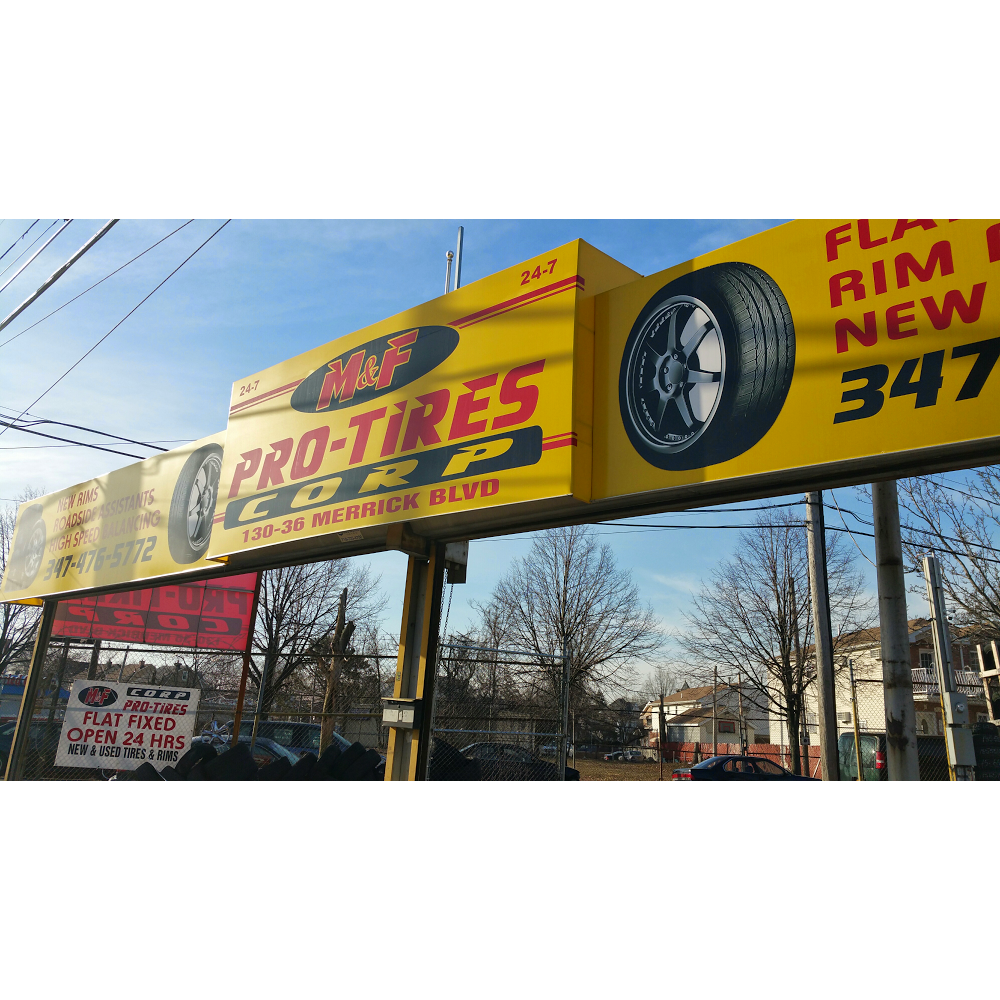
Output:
[
  {"xmin": 712, "ymin": 665, "xmax": 718, "ymax": 757},
  {"xmin": 804, "ymin": 491, "xmax": 839, "ymax": 780},
  {"xmin": 849, "ymin": 663, "xmax": 864, "ymax": 780},
  {"xmin": 872, "ymin": 481, "xmax": 920, "ymax": 780},
  {"xmin": 658, "ymin": 692, "xmax": 666, "ymax": 779},
  {"xmin": 444, "ymin": 250, "xmax": 454, "ymax": 294},
  {"xmin": 736, "ymin": 672, "xmax": 748, "ymax": 755},
  {"xmin": 0, "ymin": 219, "xmax": 118, "ymax": 334},
  {"xmin": 557, "ymin": 640, "xmax": 571, "ymax": 780},
  {"xmin": 86, "ymin": 639, "xmax": 102, "ymax": 680},
  {"xmin": 922, "ymin": 553, "xmax": 976, "ymax": 780}
]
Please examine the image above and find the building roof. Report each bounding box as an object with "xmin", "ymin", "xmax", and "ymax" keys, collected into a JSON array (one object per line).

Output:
[
  {"xmin": 833, "ymin": 619, "xmax": 982, "ymax": 652},
  {"xmin": 663, "ymin": 706, "xmax": 738, "ymax": 726}
]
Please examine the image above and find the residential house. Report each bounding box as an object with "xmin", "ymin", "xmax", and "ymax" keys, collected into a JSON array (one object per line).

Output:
[
  {"xmin": 640, "ymin": 682, "xmax": 769, "ymax": 748},
  {"xmin": 791, "ymin": 619, "xmax": 991, "ymax": 745}
]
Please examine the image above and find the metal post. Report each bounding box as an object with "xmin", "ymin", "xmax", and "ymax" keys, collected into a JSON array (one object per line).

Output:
[
  {"xmin": 558, "ymin": 640, "xmax": 571, "ymax": 780},
  {"xmin": 384, "ymin": 543, "xmax": 446, "ymax": 780},
  {"xmin": 454, "ymin": 226, "xmax": 464, "ymax": 290},
  {"xmin": 86, "ymin": 639, "xmax": 102, "ymax": 680},
  {"xmin": 872, "ymin": 480, "xmax": 920, "ymax": 780},
  {"xmin": 5, "ymin": 599, "xmax": 57, "ymax": 781},
  {"xmin": 736, "ymin": 672, "xmax": 748, "ymax": 755},
  {"xmin": 850, "ymin": 663, "xmax": 864, "ymax": 780},
  {"xmin": 444, "ymin": 250, "xmax": 454, "ymax": 294},
  {"xmin": 658, "ymin": 693, "xmax": 666, "ymax": 780},
  {"xmin": 804, "ymin": 491, "xmax": 839, "ymax": 780},
  {"xmin": 46, "ymin": 639, "xmax": 70, "ymax": 723},
  {"xmin": 249, "ymin": 652, "xmax": 271, "ymax": 756},
  {"xmin": 712, "ymin": 665, "xmax": 718, "ymax": 758},
  {"xmin": 922, "ymin": 553, "xmax": 974, "ymax": 780},
  {"xmin": 231, "ymin": 572, "xmax": 262, "ymax": 748}
]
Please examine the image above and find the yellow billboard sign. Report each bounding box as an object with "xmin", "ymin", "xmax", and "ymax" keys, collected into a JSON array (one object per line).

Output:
[
  {"xmin": 1, "ymin": 432, "xmax": 228, "ymax": 603},
  {"xmin": 209, "ymin": 241, "xmax": 637, "ymax": 563},
  {"xmin": 593, "ymin": 219, "xmax": 1000, "ymax": 505}
]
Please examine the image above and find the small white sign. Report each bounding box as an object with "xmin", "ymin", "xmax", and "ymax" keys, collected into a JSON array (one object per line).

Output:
[{"xmin": 55, "ymin": 680, "xmax": 200, "ymax": 771}]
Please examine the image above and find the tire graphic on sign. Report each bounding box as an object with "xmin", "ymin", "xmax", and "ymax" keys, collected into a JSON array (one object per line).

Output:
[
  {"xmin": 168, "ymin": 444, "xmax": 223, "ymax": 564},
  {"xmin": 619, "ymin": 261, "xmax": 795, "ymax": 471},
  {"xmin": 3, "ymin": 503, "xmax": 46, "ymax": 591}
]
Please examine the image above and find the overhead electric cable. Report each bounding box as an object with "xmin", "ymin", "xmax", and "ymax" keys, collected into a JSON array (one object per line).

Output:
[
  {"xmin": 0, "ymin": 219, "xmax": 118, "ymax": 335},
  {"xmin": 0, "ymin": 219, "xmax": 194, "ymax": 350},
  {"xmin": 0, "ymin": 220, "xmax": 39, "ymax": 263},
  {"xmin": 0, "ymin": 419, "xmax": 144, "ymax": 459},
  {"xmin": 0, "ymin": 219, "xmax": 231, "ymax": 442},
  {"xmin": 0, "ymin": 410, "xmax": 170, "ymax": 451},
  {"xmin": 0, "ymin": 219, "xmax": 60, "ymax": 281},
  {"xmin": 829, "ymin": 488, "xmax": 876, "ymax": 568},
  {"xmin": 0, "ymin": 219, "xmax": 72, "ymax": 297}
]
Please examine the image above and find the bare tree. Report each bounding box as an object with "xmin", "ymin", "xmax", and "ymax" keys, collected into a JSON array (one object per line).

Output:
[
  {"xmin": 1, "ymin": 491, "xmax": 43, "ymax": 674},
  {"xmin": 894, "ymin": 471, "xmax": 1000, "ymax": 639},
  {"xmin": 641, "ymin": 665, "xmax": 677, "ymax": 777},
  {"xmin": 676, "ymin": 509, "xmax": 874, "ymax": 775},
  {"xmin": 483, "ymin": 524, "xmax": 664, "ymax": 702},
  {"xmin": 251, "ymin": 558, "xmax": 387, "ymax": 716}
]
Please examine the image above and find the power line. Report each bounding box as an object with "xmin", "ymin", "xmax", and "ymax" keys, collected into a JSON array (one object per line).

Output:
[
  {"xmin": 0, "ymin": 220, "xmax": 231, "ymax": 442},
  {"xmin": 0, "ymin": 219, "xmax": 59, "ymax": 281},
  {"xmin": 0, "ymin": 418, "xmax": 145, "ymax": 459},
  {"xmin": 0, "ymin": 219, "xmax": 194, "ymax": 350},
  {"xmin": 0, "ymin": 411, "xmax": 171, "ymax": 452},
  {"xmin": 0, "ymin": 220, "xmax": 39, "ymax": 264}
]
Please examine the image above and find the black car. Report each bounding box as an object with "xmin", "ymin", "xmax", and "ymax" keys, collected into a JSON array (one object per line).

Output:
[
  {"xmin": 237, "ymin": 720, "xmax": 351, "ymax": 758},
  {"xmin": 460, "ymin": 741, "xmax": 580, "ymax": 780},
  {"xmin": 672, "ymin": 754, "xmax": 816, "ymax": 781}
]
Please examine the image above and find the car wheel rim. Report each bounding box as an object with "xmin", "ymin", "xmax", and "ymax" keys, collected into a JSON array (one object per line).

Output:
[
  {"xmin": 624, "ymin": 294, "xmax": 726, "ymax": 454},
  {"xmin": 24, "ymin": 522, "xmax": 46, "ymax": 578},
  {"xmin": 187, "ymin": 454, "xmax": 222, "ymax": 551}
]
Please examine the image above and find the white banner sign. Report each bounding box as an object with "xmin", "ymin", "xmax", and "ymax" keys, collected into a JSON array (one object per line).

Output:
[{"xmin": 55, "ymin": 680, "xmax": 200, "ymax": 771}]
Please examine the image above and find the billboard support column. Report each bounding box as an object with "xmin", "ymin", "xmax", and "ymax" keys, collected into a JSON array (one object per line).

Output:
[
  {"xmin": 384, "ymin": 543, "xmax": 445, "ymax": 780},
  {"xmin": 805, "ymin": 492, "xmax": 839, "ymax": 780},
  {"xmin": 86, "ymin": 639, "xmax": 102, "ymax": 680},
  {"xmin": 4, "ymin": 599, "xmax": 57, "ymax": 781},
  {"xmin": 872, "ymin": 480, "xmax": 920, "ymax": 780},
  {"xmin": 231, "ymin": 572, "xmax": 262, "ymax": 749}
]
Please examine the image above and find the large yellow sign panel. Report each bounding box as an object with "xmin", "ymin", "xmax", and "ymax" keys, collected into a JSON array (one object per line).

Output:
[
  {"xmin": 209, "ymin": 241, "xmax": 638, "ymax": 562},
  {"xmin": 1, "ymin": 432, "xmax": 227, "ymax": 602},
  {"xmin": 594, "ymin": 220, "xmax": 1000, "ymax": 502}
]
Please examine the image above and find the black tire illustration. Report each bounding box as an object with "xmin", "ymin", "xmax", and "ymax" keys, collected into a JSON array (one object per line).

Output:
[
  {"xmin": 168, "ymin": 444, "xmax": 223, "ymax": 564},
  {"xmin": 4, "ymin": 504, "xmax": 46, "ymax": 590},
  {"xmin": 619, "ymin": 261, "xmax": 795, "ymax": 471}
]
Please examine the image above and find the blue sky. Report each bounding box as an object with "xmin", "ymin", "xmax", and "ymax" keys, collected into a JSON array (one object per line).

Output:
[{"xmin": 0, "ymin": 217, "xmax": 946, "ymax": 680}]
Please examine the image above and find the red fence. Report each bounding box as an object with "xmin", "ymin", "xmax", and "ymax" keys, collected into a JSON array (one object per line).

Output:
[{"xmin": 661, "ymin": 742, "xmax": 823, "ymax": 777}]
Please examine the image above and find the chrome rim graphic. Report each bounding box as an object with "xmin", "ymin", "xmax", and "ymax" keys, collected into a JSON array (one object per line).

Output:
[
  {"xmin": 187, "ymin": 453, "xmax": 221, "ymax": 551},
  {"xmin": 24, "ymin": 521, "xmax": 46, "ymax": 580},
  {"xmin": 623, "ymin": 294, "xmax": 726, "ymax": 454}
]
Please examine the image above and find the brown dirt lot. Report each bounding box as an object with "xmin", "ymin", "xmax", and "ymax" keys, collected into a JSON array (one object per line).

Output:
[{"xmin": 573, "ymin": 758, "xmax": 681, "ymax": 781}]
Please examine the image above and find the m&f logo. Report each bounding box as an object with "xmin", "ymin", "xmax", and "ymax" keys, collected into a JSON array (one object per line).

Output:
[
  {"xmin": 290, "ymin": 326, "xmax": 460, "ymax": 413},
  {"xmin": 78, "ymin": 685, "xmax": 118, "ymax": 707}
]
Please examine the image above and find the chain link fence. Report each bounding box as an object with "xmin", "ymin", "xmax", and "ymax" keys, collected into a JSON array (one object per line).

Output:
[{"xmin": 1, "ymin": 638, "xmax": 393, "ymax": 781}]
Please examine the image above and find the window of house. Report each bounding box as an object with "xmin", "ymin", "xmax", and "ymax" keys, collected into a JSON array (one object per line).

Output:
[
  {"xmin": 920, "ymin": 651, "xmax": 934, "ymax": 670},
  {"xmin": 718, "ymin": 721, "xmax": 736, "ymax": 734},
  {"xmin": 920, "ymin": 719, "xmax": 928, "ymax": 734}
]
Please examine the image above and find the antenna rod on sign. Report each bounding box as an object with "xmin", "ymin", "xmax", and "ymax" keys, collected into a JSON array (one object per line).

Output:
[
  {"xmin": 454, "ymin": 226, "xmax": 464, "ymax": 290},
  {"xmin": 444, "ymin": 250, "xmax": 454, "ymax": 295}
]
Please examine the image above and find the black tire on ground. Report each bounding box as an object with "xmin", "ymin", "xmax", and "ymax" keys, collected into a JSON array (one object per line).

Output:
[
  {"xmin": 257, "ymin": 756, "xmax": 292, "ymax": 781},
  {"xmin": 343, "ymin": 748, "xmax": 382, "ymax": 780},
  {"xmin": 129, "ymin": 762, "xmax": 164, "ymax": 781},
  {"xmin": 175, "ymin": 741, "xmax": 218, "ymax": 778},
  {"xmin": 310, "ymin": 741, "xmax": 344, "ymax": 779},
  {"xmin": 324, "ymin": 741, "xmax": 367, "ymax": 780},
  {"xmin": 287, "ymin": 752, "xmax": 317, "ymax": 780},
  {"xmin": 168, "ymin": 444, "xmax": 223, "ymax": 564},
  {"xmin": 203, "ymin": 742, "xmax": 258, "ymax": 780},
  {"xmin": 619, "ymin": 262, "xmax": 795, "ymax": 471},
  {"xmin": 4, "ymin": 504, "xmax": 46, "ymax": 590}
]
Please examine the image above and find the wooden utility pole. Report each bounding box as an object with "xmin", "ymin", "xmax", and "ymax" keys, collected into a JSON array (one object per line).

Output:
[
  {"xmin": 712, "ymin": 665, "xmax": 718, "ymax": 758},
  {"xmin": 319, "ymin": 588, "xmax": 355, "ymax": 755},
  {"xmin": 658, "ymin": 693, "xmax": 666, "ymax": 779}
]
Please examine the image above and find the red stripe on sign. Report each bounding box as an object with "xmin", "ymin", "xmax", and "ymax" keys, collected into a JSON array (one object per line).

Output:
[
  {"xmin": 449, "ymin": 275, "xmax": 584, "ymax": 329},
  {"xmin": 542, "ymin": 431, "xmax": 577, "ymax": 442},
  {"xmin": 212, "ymin": 513, "xmax": 225, "ymax": 524},
  {"xmin": 541, "ymin": 437, "xmax": 577, "ymax": 450},
  {"xmin": 229, "ymin": 378, "xmax": 304, "ymax": 415}
]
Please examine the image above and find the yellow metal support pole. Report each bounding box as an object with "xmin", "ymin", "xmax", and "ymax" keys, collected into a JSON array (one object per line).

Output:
[{"xmin": 384, "ymin": 543, "xmax": 445, "ymax": 780}]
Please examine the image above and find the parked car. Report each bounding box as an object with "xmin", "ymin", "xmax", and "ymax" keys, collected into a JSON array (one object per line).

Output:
[
  {"xmin": 460, "ymin": 742, "xmax": 580, "ymax": 780},
  {"xmin": 837, "ymin": 731, "xmax": 949, "ymax": 781},
  {"xmin": 603, "ymin": 750, "xmax": 624, "ymax": 761},
  {"xmin": 672, "ymin": 754, "xmax": 817, "ymax": 781},
  {"xmin": 623, "ymin": 749, "xmax": 646, "ymax": 762},
  {"xmin": 0, "ymin": 718, "xmax": 67, "ymax": 777},
  {"xmin": 237, "ymin": 720, "xmax": 351, "ymax": 758}
]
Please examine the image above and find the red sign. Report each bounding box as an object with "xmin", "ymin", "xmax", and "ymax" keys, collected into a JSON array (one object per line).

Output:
[{"xmin": 51, "ymin": 573, "xmax": 258, "ymax": 651}]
